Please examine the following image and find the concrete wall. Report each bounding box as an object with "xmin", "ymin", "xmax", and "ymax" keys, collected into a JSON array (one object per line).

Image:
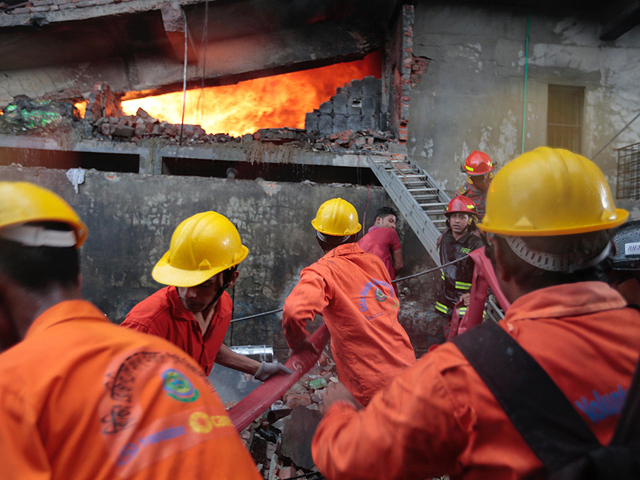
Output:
[
  {"xmin": 0, "ymin": 165, "xmax": 442, "ymax": 357},
  {"xmin": 408, "ymin": 2, "xmax": 640, "ymax": 202}
]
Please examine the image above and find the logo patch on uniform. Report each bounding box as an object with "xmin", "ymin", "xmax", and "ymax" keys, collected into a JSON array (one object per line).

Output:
[
  {"xmin": 189, "ymin": 411, "xmax": 233, "ymax": 434},
  {"xmin": 374, "ymin": 287, "xmax": 387, "ymax": 302},
  {"xmin": 162, "ymin": 369, "xmax": 200, "ymax": 403}
]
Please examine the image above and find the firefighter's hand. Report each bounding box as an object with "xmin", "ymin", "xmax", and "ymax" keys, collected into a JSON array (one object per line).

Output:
[
  {"xmin": 254, "ymin": 362, "xmax": 294, "ymax": 381},
  {"xmin": 461, "ymin": 293, "xmax": 471, "ymax": 306},
  {"xmin": 288, "ymin": 337, "xmax": 319, "ymax": 357},
  {"xmin": 319, "ymin": 382, "xmax": 361, "ymax": 415}
]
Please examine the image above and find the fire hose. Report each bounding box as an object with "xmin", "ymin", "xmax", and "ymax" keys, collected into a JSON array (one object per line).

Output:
[{"xmin": 228, "ymin": 324, "xmax": 331, "ymax": 432}]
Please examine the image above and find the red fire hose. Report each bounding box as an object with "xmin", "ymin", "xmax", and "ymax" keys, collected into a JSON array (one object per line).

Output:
[
  {"xmin": 228, "ymin": 324, "xmax": 331, "ymax": 432},
  {"xmin": 449, "ymin": 247, "xmax": 511, "ymax": 338}
]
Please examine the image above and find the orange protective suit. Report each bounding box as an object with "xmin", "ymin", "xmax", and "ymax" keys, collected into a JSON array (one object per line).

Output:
[
  {"xmin": 0, "ymin": 300, "xmax": 261, "ymax": 480},
  {"xmin": 283, "ymin": 243, "xmax": 415, "ymax": 406},
  {"xmin": 312, "ymin": 282, "xmax": 640, "ymax": 479}
]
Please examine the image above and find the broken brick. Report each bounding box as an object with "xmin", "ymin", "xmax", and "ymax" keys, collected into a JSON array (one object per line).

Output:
[{"xmin": 285, "ymin": 392, "xmax": 311, "ymax": 408}]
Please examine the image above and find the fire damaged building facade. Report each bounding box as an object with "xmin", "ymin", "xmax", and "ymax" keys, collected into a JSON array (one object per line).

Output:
[{"xmin": 0, "ymin": 0, "xmax": 639, "ymax": 355}]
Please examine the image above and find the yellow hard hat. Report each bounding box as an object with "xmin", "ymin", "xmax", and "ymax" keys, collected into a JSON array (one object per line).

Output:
[
  {"xmin": 0, "ymin": 181, "xmax": 88, "ymax": 247},
  {"xmin": 478, "ymin": 147, "xmax": 628, "ymax": 236},
  {"xmin": 152, "ymin": 211, "xmax": 249, "ymax": 287},
  {"xmin": 312, "ymin": 198, "xmax": 362, "ymax": 236}
]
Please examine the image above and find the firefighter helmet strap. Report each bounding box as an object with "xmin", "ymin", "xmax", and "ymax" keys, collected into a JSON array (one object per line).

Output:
[{"xmin": 503, "ymin": 235, "xmax": 612, "ymax": 273}]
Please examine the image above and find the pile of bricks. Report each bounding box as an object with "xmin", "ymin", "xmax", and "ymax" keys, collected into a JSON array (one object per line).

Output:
[
  {"xmin": 240, "ymin": 352, "xmax": 337, "ymax": 479},
  {"xmin": 310, "ymin": 128, "xmax": 397, "ymax": 152},
  {"xmin": 84, "ymin": 83, "xmax": 124, "ymax": 123}
]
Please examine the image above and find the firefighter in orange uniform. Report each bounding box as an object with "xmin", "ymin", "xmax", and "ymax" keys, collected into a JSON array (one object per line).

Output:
[
  {"xmin": 457, "ymin": 150, "xmax": 494, "ymax": 217},
  {"xmin": 0, "ymin": 182, "xmax": 261, "ymax": 480},
  {"xmin": 312, "ymin": 148, "xmax": 640, "ymax": 479},
  {"xmin": 283, "ymin": 198, "xmax": 416, "ymax": 407}
]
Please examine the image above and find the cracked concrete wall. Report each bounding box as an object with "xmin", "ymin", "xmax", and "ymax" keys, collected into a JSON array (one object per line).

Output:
[
  {"xmin": 408, "ymin": 2, "xmax": 640, "ymax": 204},
  {"xmin": 0, "ymin": 165, "xmax": 440, "ymax": 357}
]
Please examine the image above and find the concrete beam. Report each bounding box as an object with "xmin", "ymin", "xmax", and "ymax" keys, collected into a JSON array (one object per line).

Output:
[
  {"xmin": 131, "ymin": 21, "xmax": 378, "ymax": 96},
  {"xmin": 0, "ymin": 0, "xmax": 203, "ymax": 28},
  {"xmin": 600, "ymin": 0, "xmax": 640, "ymax": 40},
  {"xmin": 0, "ymin": 134, "xmax": 371, "ymax": 172}
]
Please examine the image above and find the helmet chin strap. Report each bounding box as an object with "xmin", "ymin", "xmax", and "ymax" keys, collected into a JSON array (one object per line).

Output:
[{"xmin": 201, "ymin": 267, "xmax": 236, "ymax": 313}]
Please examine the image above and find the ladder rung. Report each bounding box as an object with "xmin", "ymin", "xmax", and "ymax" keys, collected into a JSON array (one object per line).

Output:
[
  {"xmin": 407, "ymin": 187, "xmax": 437, "ymax": 192},
  {"xmin": 419, "ymin": 202, "xmax": 447, "ymax": 207},
  {"xmin": 431, "ymin": 219, "xmax": 447, "ymax": 223}
]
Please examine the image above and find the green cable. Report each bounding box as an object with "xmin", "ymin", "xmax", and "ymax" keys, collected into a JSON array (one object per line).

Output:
[{"xmin": 522, "ymin": 13, "xmax": 530, "ymax": 154}]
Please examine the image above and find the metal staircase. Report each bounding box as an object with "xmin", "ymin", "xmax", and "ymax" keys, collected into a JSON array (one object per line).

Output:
[{"xmin": 365, "ymin": 153, "xmax": 451, "ymax": 266}]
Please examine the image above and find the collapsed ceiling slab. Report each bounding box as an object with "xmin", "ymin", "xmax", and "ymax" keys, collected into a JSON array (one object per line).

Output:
[{"xmin": 0, "ymin": 0, "xmax": 397, "ymax": 102}]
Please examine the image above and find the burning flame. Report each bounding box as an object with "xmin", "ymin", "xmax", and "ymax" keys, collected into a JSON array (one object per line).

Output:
[
  {"xmin": 121, "ymin": 52, "xmax": 381, "ymax": 137},
  {"xmin": 74, "ymin": 101, "xmax": 87, "ymax": 118}
]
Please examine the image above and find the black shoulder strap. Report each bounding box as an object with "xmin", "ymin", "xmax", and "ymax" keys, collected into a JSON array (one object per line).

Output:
[
  {"xmin": 452, "ymin": 322, "xmax": 600, "ymax": 472},
  {"xmin": 611, "ymin": 304, "xmax": 640, "ymax": 445}
]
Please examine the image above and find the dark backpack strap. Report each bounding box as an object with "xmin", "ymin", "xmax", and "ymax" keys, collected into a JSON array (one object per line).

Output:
[{"xmin": 452, "ymin": 322, "xmax": 600, "ymax": 473}]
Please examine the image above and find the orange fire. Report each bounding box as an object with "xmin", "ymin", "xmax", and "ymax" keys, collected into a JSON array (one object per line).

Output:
[
  {"xmin": 74, "ymin": 101, "xmax": 87, "ymax": 118},
  {"xmin": 121, "ymin": 52, "xmax": 381, "ymax": 137}
]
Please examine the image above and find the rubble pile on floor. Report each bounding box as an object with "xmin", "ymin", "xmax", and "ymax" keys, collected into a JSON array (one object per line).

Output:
[
  {"xmin": 1, "ymin": 81, "xmax": 402, "ymax": 153},
  {"xmin": 239, "ymin": 352, "xmax": 337, "ymax": 480},
  {"xmin": 0, "ymin": 96, "xmax": 78, "ymax": 134}
]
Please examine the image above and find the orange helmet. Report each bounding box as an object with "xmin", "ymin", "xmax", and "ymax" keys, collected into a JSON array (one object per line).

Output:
[
  {"xmin": 445, "ymin": 195, "xmax": 477, "ymax": 216},
  {"xmin": 462, "ymin": 150, "xmax": 494, "ymax": 176}
]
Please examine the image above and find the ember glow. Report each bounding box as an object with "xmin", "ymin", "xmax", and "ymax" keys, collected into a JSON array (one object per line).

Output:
[{"xmin": 121, "ymin": 52, "xmax": 381, "ymax": 137}]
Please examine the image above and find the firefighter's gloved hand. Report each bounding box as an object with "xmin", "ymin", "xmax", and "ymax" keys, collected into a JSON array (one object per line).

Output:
[{"xmin": 254, "ymin": 362, "xmax": 294, "ymax": 381}]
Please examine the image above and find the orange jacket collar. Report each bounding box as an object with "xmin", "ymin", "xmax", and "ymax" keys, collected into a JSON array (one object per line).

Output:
[
  {"xmin": 505, "ymin": 281, "xmax": 626, "ymax": 322},
  {"xmin": 26, "ymin": 300, "xmax": 107, "ymax": 338},
  {"xmin": 323, "ymin": 242, "xmax": 362, "ymax": 258}
]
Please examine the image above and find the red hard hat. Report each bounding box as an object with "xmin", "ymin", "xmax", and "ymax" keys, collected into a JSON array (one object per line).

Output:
[
  {"xmin": 445, "ymin": 195, "xmax": 477, "ymax": 216},
  {"xmin": 463, "ymin": 150, "xmax": 494, "ymax": 176}
]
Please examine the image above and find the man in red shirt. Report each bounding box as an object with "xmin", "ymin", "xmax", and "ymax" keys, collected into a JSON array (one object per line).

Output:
[
  {"xmin": 312, "ymin": 148, "xmax": 639, "ymax": 479},
  {"xmin": 358, "ymin": 206, "xmax": 403, "ymax": 296},
  {"xmin": 0, "ymin": 182, "xmax": 262, "ymax": 480},
  {"xmin": 122, "ymin": 211, "xmax": 291, "ymax": 381}
]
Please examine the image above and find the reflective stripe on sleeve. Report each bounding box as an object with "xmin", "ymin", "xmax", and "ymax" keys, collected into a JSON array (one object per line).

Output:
[
  {"xmin": 435, "ymin": 302, "xmax": 449, "ymax": 314},
  {"xmin": 455, "ymin": 281, "xmax": 472, "ymax": 290}
]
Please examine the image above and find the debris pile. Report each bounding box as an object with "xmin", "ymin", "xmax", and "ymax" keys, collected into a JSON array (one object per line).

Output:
[
  {"xmin": 240, "ymin": 351, "xmax": 337, "ymax": 479},
  {"xmin": 1, "ymin": 82, "xmax": 401, "ymax": 152},
  {"xmin": 0, "ymin": 96, "xmax": 78, "ymax": 134},
  {"xmin": 309, "ymin": 128, "xmax": 396, "ymax": 152}
]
